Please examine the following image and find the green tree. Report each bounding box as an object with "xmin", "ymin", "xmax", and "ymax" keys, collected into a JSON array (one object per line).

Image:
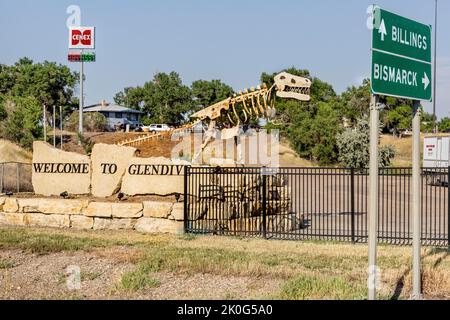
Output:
[
  {"xmin": 439, "ymin": 117, "xmax": 450, "ymax": 133},
  {"xmin": 0, "ymin": 58, "xmax": 77, "ymax": 108},
  {"xmin": 65, "ymin": 111, "xmax": 107, "ymax": 132},
  {"xmin": 337, "ymin": 116, "xmax": 396, "ymax": 169},
  {"xmin": 336, "ymin": 79, "xmax": 371, "ymax": 125},
  {"xmin": 0, "ymin": 96, "xmax": 43, "ymax": 148},
  {"xmin": 191, "ymin": 79, "xmax": 234, "ymax": 110},
  {"xmin": 115, "ymin": 72, "xmax": 192, "ymax": 125}
]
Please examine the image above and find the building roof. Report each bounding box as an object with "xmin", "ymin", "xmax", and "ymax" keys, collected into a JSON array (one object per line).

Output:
[{"xmin": 84, "ymin": 100, "xmax": 144, "ymax": 114}]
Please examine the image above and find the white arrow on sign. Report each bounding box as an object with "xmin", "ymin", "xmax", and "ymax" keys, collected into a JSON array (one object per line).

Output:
[
  {"xmin": 378, "ymin": 19, "xmax": 387, "ymax": 41},
  {"xmin": 422, "ymin": 72, "xmax": 430, "ymax": 90}
]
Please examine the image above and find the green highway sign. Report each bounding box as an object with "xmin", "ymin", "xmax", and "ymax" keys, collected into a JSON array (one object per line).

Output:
[{"xmin": 371, "ymin": 7, "xmax": 432, "ymax": 101}]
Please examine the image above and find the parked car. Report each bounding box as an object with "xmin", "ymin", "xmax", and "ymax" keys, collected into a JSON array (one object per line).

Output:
[{"xmin": 147, "ymin": 124, "xmax": 172, "ymax": 133}]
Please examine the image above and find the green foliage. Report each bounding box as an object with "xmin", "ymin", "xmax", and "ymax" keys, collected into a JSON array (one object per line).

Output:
[
  {"xmin": 438, "ymin": 117, "xmax": 450, "ymax": 133},
  {"xmin": 383, "ymin": 104, "xmax": 413, "ymax": 134},
  {"xmin": 115, "ymin": 72, "xmax": 192, "ymax": 125},
  {"xmin": 0, "ymin": 58, "xmax": 77, "ymax": 147},
  {"xmin": 287, "ymin": 102, "xmax": 342, "ymax": 165},
  {"xmin": 0, "ymin": 96, "xmax": 43, "ymax": 148},
  {"xmin": 0, "ymin": 57, "xmax": 77, "ymax": 107},
  {"xmin": 337, "ymin": 116, "xmax": 396, "ymax": 168},
  {"xmin": 65, "ymin": 111, "xmax": 107, "ymax": 132},
  {"xmin": 191, "ymin": 79, "xmax": 234, "ymax": 110},
  {"xmin": 421, "ymin": 112, "xmax": 436, "ymax": 133},
  {"xmin": 336, "ymin": 79, "xmax": 371, "ymax": 124}
]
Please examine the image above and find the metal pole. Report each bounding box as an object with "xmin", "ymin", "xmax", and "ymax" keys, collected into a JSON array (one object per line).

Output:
[
  {"xmin": 60, "ymin": 106, "xmax": 63, "ymax": 150},
  {"xmin": 412, "ymin": 100, "xmax": 422, "ymax": 300},
  {"xmin": 262, "ymin": 172, "xmax": 267, "ymax": 239},
  {"xmin": 53, "ymin": 105, "xmax": 56, "ymax": 147},
  {"xmin": 368, "ymin": 94, "xmax": 379, "ymax": 300},
  {"xmin": 447, "ymin": 166, "xmax": 449, "ymax": 247},
  {"xmin": 43, "ymin": 104, "xmax": 47, "ymax": 142},
  {"xmin": 78, "ymin": 49, "xmax": 84, "ymax": 143},
  {"xmin": 433, "ymin": 0, "xmax": 438, "ymax": 133},
  {"xmin": 351, "ymin": 168, "xmax": 356, "ymax": 243}
]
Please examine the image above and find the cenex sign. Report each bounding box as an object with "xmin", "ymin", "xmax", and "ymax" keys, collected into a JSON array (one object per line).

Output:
[{"xmin": 371, "ymin": 7, "xmax": 432, "ymax": 101}]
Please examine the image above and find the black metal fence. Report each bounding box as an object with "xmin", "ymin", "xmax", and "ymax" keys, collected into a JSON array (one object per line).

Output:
[
  {"xmin": 0, "ymin": 162, "xmax": 34, "ymax": 194},
  {"xmin": 184, "ymin": 166, "xmax": 450, "ymax": 246}
]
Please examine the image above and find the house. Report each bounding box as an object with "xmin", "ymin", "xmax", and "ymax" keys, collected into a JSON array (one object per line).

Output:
[{"xmin": 83, "ymin": 100, "xmax": 144, "ymax": 130}]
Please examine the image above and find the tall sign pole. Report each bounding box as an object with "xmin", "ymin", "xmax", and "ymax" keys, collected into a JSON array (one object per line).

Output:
[
  {"xmin": 371, "ymin": 6, "xmax": 432, "ymax": 300},
  {"xmin": 433, "ymin": 0, "xmax": 438, "ymax": 133},
  {"xmin": 412, "ymin": 100, "xmax": 422, "ymax": 299},
  {"xmin": 79, "ymin": 49, "xmax": 84, "ymax": 138},
  {"xmin": 68, "ymin": 26, "xmax": 95, "ymax": 141},
  {"xmin": 368, "ymin": 94, "xmax": 380, "ymax": 300}
]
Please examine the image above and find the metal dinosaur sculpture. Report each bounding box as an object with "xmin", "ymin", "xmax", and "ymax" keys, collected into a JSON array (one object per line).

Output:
[{"xmin": 190, "ymin": 72, "xmax": 312, "ymax": 163}]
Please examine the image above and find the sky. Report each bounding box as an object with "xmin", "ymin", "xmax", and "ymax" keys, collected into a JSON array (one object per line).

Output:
[{"xmin": 0, "ymin": 0, "xmax": 449, "ymax": 118}]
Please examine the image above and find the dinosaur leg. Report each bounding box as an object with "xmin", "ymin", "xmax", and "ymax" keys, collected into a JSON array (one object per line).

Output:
[{"xmin": 192, "ymin": 121, "xmax": 216, "ymax": 164}]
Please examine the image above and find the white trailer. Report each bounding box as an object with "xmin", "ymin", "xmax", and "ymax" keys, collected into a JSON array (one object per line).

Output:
[{"xmin": 423, "ymin": 136, "xmax": 449, "ymax": 186}]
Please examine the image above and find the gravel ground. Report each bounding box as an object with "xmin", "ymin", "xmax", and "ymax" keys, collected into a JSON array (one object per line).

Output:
[{"xmin": 0, "ymin": 248, "xmax": 281, "ymax": 300}]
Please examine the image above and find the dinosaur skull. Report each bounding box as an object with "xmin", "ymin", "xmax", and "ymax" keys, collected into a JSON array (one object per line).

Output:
[{"xmin": 274, "ymin": 72, "xmax": 311, "ymax": 101}]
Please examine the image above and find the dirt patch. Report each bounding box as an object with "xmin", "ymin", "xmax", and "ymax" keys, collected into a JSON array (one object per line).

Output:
[{"xmin": 0, "ymin": 247, "xmax": 281, "ymax": 300}]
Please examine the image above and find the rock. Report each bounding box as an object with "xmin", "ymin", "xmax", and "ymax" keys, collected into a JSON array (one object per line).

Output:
[
  {"xmin": 25, "ymin": 213, "xmax": 70, "ymax": 228},
  {"xmin": 0, "ymin": 212, "xmax": 26, "ymax": 226},
  {"xmin": 93, "ymin": 218, "xmax": 136, "ymax": 230},
  {"xmin": 17, "ymin": 198, "xmax": 89, "ymax": 215},
  {"xmin": 3, "ymin": 198, "xmax": 19, "ymax": 213},
  {"xmin": 111, "ymin": 203, "xmax": 143, "ymax": 218},
  {"xmin": 121, "ymin": 157, "xmax": 190, "ymax": 196},
  {"xmin": 143, "ymin": 201, "xmax": 173, "ymax": 218},
  {"xmin": 85, "ymin": 202, "xmax": 112, "ymax": 218},
  {"xmin": 90, "ymin": 144, "xmax": 136, "ymax": 197},
  {"xmin": 70, "ymin": 215, "xmax": 94, "ymax": 229},
  {"xmin": 135, "ymin": 217, "xmax": 184, "ymax": 234},
  {"xmin": 169, "ymin": 203, "xmax": 184, "ymax": 221},
  {"xmin": 32, "ymin": 141, "xmax": 91, "ymax": 196}
]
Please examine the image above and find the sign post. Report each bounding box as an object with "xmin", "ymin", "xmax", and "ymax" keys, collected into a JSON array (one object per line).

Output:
[
  {"xmin": 368, "ymin": 94, "xmax": 380, "ymax": 300},
  {"xmin": 68, "ymin": 26, "xmax": 95, "ymax": 141},
  {"xmin": 411, "ymin": 100, "xmax": 422, "ymax": 299},
  {"xmin": 370, "ymin": 6, "xmax": 432, "ymax": 300}
]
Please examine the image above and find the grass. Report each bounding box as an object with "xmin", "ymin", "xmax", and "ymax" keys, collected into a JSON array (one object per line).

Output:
[
  {"xmin": 120, "ymin": 267, "xmax": 161, "ymax": 291},
  {"xmin": 1, "ymin": 226, "xmax": 450, "ymax": 299},
  {"xmin": 278, "ymin": 274, "xmax": 367, "ymax": 300},
  {"xmin": 0, "ymin": 258, "xmax": 14, "ymax": 269}
]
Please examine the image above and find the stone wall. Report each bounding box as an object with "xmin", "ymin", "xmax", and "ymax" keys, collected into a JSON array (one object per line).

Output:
[{"xmin": 0, "ymin": 197, "xmax": 184, "ymax": 235}]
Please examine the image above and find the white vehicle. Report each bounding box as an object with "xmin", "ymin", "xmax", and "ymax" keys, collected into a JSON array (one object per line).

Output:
[
  {"xmin": 147, "ymin": 124, "xmax": 172, "ymax": 133},
  {"xmin": 423, "ymin": 136, "xmax": 449, "ymax": 186}
]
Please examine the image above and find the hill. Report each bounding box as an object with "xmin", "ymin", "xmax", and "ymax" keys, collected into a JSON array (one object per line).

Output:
[{"xmin": 0, "ymin": 139, "xmax": 32, "ymax": 163}]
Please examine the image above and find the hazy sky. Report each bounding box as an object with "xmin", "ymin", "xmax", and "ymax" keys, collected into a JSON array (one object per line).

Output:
[{"xmin": 0, "ymin": 0, "xmax": 448, "ymax": 118}]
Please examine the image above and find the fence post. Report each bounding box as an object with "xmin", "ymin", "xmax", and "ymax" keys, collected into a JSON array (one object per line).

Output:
[
  {"xmin": 262, "ymin": 171, "xmax": 267, "ymax": 239},
  {"xmin": 183, "ymin": 165, "xmax": 189, "ymax": 233},
  {"xmin": 16, "ymin": 163, "xmax": 20, "ymax": 193},
  {"xmin": 448, "ymin": 166, "xmax": 450, "ymax": 247},
  {"xmin": 351, "ymin": 168, "xmax": 356, "ymax": 243}
]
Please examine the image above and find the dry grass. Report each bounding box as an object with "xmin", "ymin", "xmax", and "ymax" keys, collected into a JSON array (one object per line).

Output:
[
  {"xmin": 1, "ymin": 226, "xmax": 450, "ymax": 299},
  {"xmin": 381, "ymin": 133, "xmax": 450, "ymax": 167},
  {"xmin": 0, "ymin": 139, "xmax": 32, "ymax": 163}
]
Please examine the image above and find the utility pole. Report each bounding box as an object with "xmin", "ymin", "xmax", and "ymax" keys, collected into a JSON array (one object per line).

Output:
[
  {"xmin": 78, "ymin": 49, "xmax": 84, "ymax": 143},
  {"xmin": 433, "ymin": 0, "xmax": 438, "ymax": 133},
  {"xmin": 368, "ymin": 94, "xmax": 380, "ymax": 300}
]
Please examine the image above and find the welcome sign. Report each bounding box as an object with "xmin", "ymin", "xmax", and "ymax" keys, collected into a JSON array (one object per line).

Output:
[{"xmin": 31, "ymin": 142, "xmax": 191, "ymax": 197}]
